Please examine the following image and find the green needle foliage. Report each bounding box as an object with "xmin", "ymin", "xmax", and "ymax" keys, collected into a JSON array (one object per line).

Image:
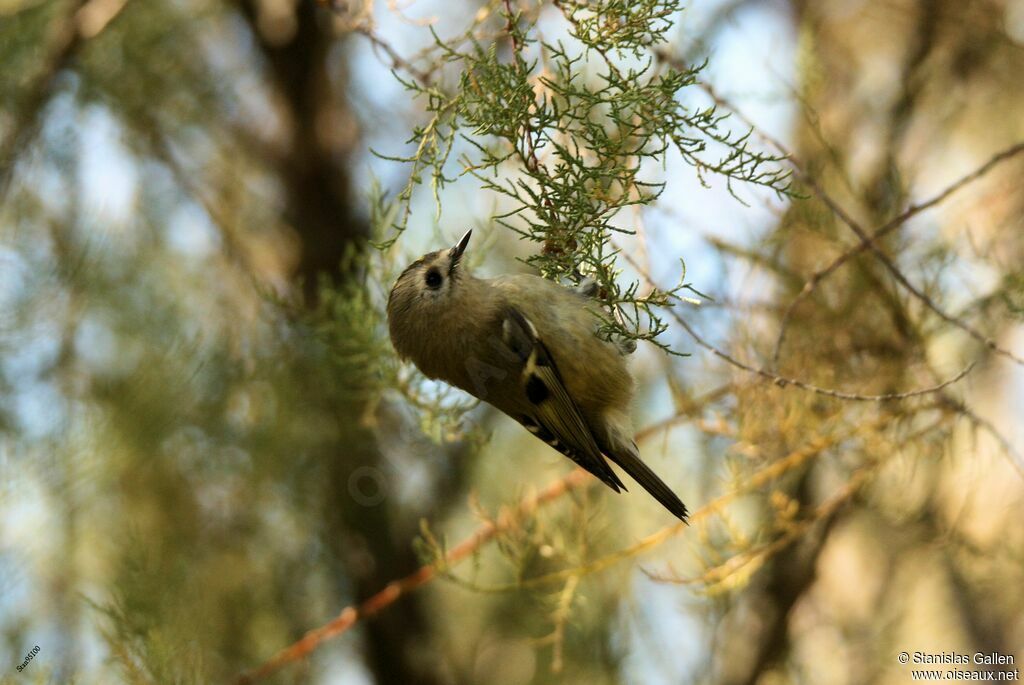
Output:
[{"xmin": 375, "ymin": 0, "xmax": 792, "ymax": 352}]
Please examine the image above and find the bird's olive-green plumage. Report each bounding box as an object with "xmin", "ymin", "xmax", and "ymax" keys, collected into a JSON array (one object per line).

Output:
[{"xmin": 387, "ymin": 231, "xmax": 687, "ymax": 520}]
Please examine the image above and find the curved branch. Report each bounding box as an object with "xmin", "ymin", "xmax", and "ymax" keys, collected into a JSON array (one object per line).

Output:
[
  {"xmin": 690, "ymin": 78, "xmax": 1024, "ymax": 368},
  {"xmin": 772, "ymin": 141, "xmax": 1024, "ymax": 367},
  {"xmin": 615, "ymin": 234, "xmax": 976, "ymax": 401},
  {"xmin": 232, "ymin": 468, "xmax": 590, "ymax": 685},
  {"xmin": 232, "ymin": 412, "xmax": 881, "ymax": 684},
  {"xmin": 669, "ymin": 305, "xmax": 975, "ymax": 401},
  {"xmin": 232, "ymin": 409, "xmax": 714, "ymax": 684}
]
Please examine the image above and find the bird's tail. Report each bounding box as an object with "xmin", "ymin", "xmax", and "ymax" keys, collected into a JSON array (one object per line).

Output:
[{"xmin": 606, "ymin": 442, "xmax": 688, "ymax": 522}]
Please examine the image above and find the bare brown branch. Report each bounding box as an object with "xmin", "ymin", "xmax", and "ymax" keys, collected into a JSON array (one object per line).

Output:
[
  {"xmin": 670, "ymin": 305, "xmax": 975, "ymax": 401},
  {"xmin": 688, "ymin": 78, "xmax": 1024, "ymax": 369},
  {"xmin": 772, "ymin": 141, "xmax": 1024, "ymax": 367},
  {"xmin": 617, "ymin": 234, "xmax": 976, "ymax": 402},
  {"xmin": 233, "ymin": 409, "xmax": 888, "ymax": 684},
  {"xmin": 232, "ymin": 468, "xmax": 590, "ymax": 684}
]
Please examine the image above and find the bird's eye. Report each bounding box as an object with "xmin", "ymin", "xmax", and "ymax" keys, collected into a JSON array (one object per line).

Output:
[{"xmin": 425, "ymin": 268, "xmax": 443, "ymax": 289}]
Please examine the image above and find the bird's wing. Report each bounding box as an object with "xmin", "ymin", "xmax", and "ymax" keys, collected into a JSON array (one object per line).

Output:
[{"xmin": 501, "ymin": 306, "xmax": 626, "ymax": 493}]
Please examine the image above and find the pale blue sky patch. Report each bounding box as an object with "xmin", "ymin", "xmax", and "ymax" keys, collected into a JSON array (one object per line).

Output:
[
  {"xmin": 165, "ymin": 200, "xmax": 221, "ymax": 258},
  {"xmin": 78, "ymin": 107, "xmax": 139, "ymax": 229}
]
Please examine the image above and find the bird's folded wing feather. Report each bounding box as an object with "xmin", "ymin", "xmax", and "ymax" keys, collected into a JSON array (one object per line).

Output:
[{"xmin": 501, "ymin": 307, "xmax": 626, "ymax": 493}]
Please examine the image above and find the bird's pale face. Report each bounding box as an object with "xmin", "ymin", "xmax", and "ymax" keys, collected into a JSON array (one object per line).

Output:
[
  {"xmin": 392, "ymin": 249, "xmax": 460, "ymax": 306},
  {"xmin": 386, "ymin": 230, "xmax": 474, "ymax": 361},
  {"xmin": 388, "ymin": 230, "xmax": 472, "ymax": 315}
]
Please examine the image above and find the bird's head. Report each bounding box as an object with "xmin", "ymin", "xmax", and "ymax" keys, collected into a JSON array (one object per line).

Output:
[{"xmin": 386, "ymin": 230, "xmax": 473, "ymax": 345}]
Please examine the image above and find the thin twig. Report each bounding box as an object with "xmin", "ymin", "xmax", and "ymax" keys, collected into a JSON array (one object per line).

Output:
[
  {"xmin": 234, "ymin": 407, "xmax": 718, "ymax": 684},
  {"xmin": 802, "ymin": 177, "xmax": 1024, "ymax": 366},
  {"xmin": 691, "ymin": 78, "xmax": 1024, "ymax": 369},
  {"xmin": 233, "ymin": 411, "xmax": 871, "ymax": 684},
  {"xmin": 355, "ymin": 26, "xmax": 433, "ymax": 86},
  {"xmin": 772, "ymin": 141, "xmax": 1024, "ymax": 367},
  {"xmin": 232, "ymin": 468, "xmax": 591, "ymax": 685},
  {"xmin": 643, "ymin": 466, "xmax": 871, "ymax": 586},
  {"xmin": 426, "ymin": 418, "xmax": 883, "ymax": 595},
  {"xmin": 318, "ymin": 1, "xmax": 437, "ymax": 86},
  {"xmin": 502, "ymin": 0, "xmax": 524, "ymax": 54},
  {"xmin": 670, "ymin": 305, "xmax": 975, "ymax": 401},
  {"xmin": 617, "ymin": 235, "xmax": 975, "ymax": 401},
  {"xmin": 502, "ymin": 0, "xmax": 542, "ymax": 174}
]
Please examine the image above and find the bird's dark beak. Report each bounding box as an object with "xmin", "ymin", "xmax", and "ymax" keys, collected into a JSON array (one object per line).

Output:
[{"xmin": 449, "ymin": 229, "xmax": 472, "ymax": 264}]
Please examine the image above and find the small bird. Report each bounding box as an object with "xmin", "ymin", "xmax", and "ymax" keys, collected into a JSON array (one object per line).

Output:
[{"xmin": 386, "ymin": 230, "xmax": 687, "ymax": 521}]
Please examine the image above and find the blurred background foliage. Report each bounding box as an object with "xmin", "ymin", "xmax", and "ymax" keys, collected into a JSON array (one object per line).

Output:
[{"xmin": 1, "ymin": 1, "xmax": 1023, "ymax": 684}]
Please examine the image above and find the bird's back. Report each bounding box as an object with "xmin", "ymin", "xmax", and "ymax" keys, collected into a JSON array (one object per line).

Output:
[{"xmin": 488, "ymin": 274, "xmax": 634, "ymax": 415}]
